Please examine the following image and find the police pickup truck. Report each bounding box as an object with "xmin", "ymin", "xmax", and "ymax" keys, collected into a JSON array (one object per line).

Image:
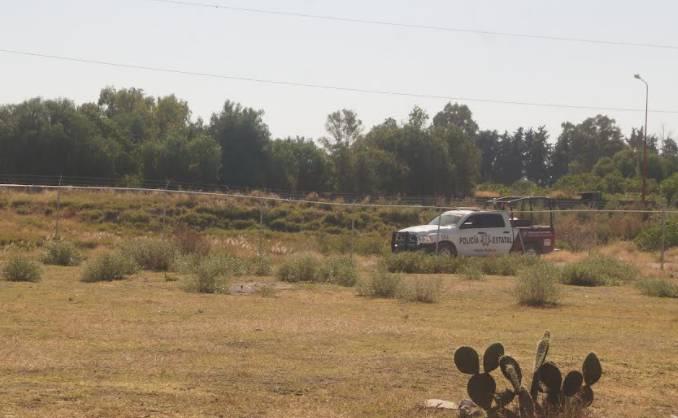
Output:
[{"xmin": 391, "ymin": 206, "xmax": 555, "ymax": 257}]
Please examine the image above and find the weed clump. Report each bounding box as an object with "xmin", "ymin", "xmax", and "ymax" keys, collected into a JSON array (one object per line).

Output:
[
  {"xmin": 186, "ymin": 256, "xmax": 230, "ymax": 294},
  {"xmin": 81, "ymin": 252, "xmax": 138, "ymax": 282},
  {"xmin": 174, "ymin": 226, "xmax": 211, "ymax": 256},
  {"xmin": 2, "ymin": 255, "xmax": 42, "ymax": 282},
  {"xmin": 460, "ymin": 261, "xmax": 484, "ymax": 281},
  {"xmin": 318, "ymin": 256, "xmax": 358, "ymax": 287},
  {"xmin": 637, "ymin": 278, "xmax": 678, "ymax": 298},
  {"xmin": 121, "ymin": 238, "xmax": 176, "ymax": 272},
  {"xmin": 515, "ymin": 262, "xmax": 561, "ymax": 306},
  {"xmin": 42, "ymin": 241, "xmax": 82, "ymax": 266},
  {"xmin": 385, "ymin": 252, "xmax": 460, "ymax": 274},
  {"xmin": 357, "ymin": 269, "xmax": 401, "ymax": 298},
  {"xmin": 398, "ymin": 277, "xmax": 443, "ymax": 303},
  {"xmin": 561, "ymin": 254, "xmax": 638, "ymax": 286},
  {"xmin": 248, "ymin": 255, "xmax": 272, "ymax": 276},
  {"xmin": 277, "ymin": 254, "xmax": 321, "ymax": 283}
]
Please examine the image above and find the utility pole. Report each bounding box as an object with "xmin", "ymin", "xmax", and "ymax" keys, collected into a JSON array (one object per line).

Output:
[{"xmin": 634, "ymin": 74, "xmax": 649, "ymax": 205}]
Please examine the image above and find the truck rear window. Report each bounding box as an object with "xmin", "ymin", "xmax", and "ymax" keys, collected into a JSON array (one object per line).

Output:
[{"xmin": 463, "ymin": 214, "xmax": 506, "ymax": 228}]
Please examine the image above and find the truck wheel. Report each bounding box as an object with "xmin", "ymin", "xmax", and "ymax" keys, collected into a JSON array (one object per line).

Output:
[{"xmin": 437, "ymin": 242, "xmax": 457, "ymax": 257}]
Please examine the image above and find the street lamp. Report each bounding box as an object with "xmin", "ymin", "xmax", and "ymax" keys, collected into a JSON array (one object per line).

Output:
[{"xmin": 634, "ymin": 74, "xmax": 649, "ymax": 205}]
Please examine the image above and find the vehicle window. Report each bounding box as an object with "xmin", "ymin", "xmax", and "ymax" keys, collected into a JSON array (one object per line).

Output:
[
  {"xmin": 478, "ymin": 214, "xmax": 506, "ymax": 228},
  {"xmin": 428, "ymin": 214, "xmax": 462, "ymax": 226},
  {"xmin": 460, "ymin": 214, "xmax": 505, "ymax": 229}
]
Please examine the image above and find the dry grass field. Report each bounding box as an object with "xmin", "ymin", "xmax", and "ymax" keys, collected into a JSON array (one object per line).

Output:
[
  {"xmin": 1, "ymin": 262, "xmax": 677, "ymax": 417},
  {"xmin": 1, "ymin": 189, "xmax": 677, "ymax": 417}
]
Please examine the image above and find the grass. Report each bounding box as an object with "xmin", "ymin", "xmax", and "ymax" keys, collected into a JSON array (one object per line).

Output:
[
  {"xmin": 185, "ymin": 255, "xmax": 230, "ymax": 294},
  {"xmin": 277, "ymin": 254, "xmax": 321, "ymax": 283},
  {"xmin": 80, "ymin": 252, "xmax": 138, "ymax": 282},
  {"xmin": 515, "ymin": 262, "xmax": 561, "ymax": 306},
  {"xmin": 42, "ymin": 240, "xmax": 82, "ymax": 266},
  {"xmin": 317, "ymin": 256, "xmax": 359, "ymax": 287},
  {"xmin": 2, "ymin": 254, "xmax": 41, "ymax": 282},
  {"xmin": 121, "ymin": 238, "xmax": 177, "ymax": 272},
  {"xmin": 560, "ymin": 254, "xmax": 639, "ymax": 286},
  {"xmin": 636, "ymin": 278, "xmax": 678, "ymax": 298},
  {"xmin": 0, "ymin": 260, "xmax": 675, "ymax": 417},
  {"xmin": 398, "ymin": 277, "xmax": 443, "ymax": 303}
]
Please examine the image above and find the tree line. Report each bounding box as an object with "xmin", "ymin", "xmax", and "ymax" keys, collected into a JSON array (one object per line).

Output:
[{"xmin": 1, "ymin": 87, "xmax": 677, "ymax": 199}]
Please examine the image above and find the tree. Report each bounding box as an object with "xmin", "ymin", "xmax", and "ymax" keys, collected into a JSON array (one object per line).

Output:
[
  {"xmin": 209, "ymin": 101, "xmax": 271, "ymax": 189},
  {"xmin": 432, "ymin": 102, "xmax": 479, "ymax": 138},
  {"xmin": 523, "ymin": 127, "xmax": 551, "ymax": 185},
  {"xmin": 660, "ymin": 173, "xmax": 678, "ymax": 206},
  {"xmin": 475, "ymin": 130, "xmax": 500, "ymax": 183},
  {"xmin": 322, "ymin": 109, "xmax": 363, "ymax": 149}
]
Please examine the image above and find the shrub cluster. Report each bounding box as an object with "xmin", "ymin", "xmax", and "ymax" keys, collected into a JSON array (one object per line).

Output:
[
  {"xmin": 277, "ymin": 254, "xmax": 321, "ymax": 283},
  {"xmin": 385, "ymin": 252, "xmax": 460, "ymax": 274},
  {"xmin": 398, "ymin": 277, "xmax": 443, "ymax": 303},
  {"xmin": 2, "ymin": 255, "xmax": 42, "ymax": 282},
  {"xmin": 317, "ymin": 256, "xmax": 359, "ymax": 287},
  {"xmin": 515, "ymin": 263, "xmax": 561, "ymax": 306},
  {"xmin": 121, "ymin": 238, "xmax": 177, "ymax": 272},
  {"xmin": 357, "ymin": 269, "xmax": 402, "ymax": 298},
  {"xmin": 42, "ymin": 241, "xmax": 82, "ymax": 266},
  {"xmin": 186, "ymin": 255, "xmax": 230, "ymax": 294},
  {"xmin": 560, "ymin": 254, "xmax": 638, "ymax": 286},
  {"xmin": 636, "ymin": 278, "xmax": 678, "ymax": 298},
  {"xmin": 81, "ymin": 252, "xmax": 138, "ymax": 282},
  {"xmin": 174, "ymin": 226, "xmax": 211, "ymax": 256},
  {"xmin": 635, "ymin": 221, "xmax": 678, "ymax": 251}
]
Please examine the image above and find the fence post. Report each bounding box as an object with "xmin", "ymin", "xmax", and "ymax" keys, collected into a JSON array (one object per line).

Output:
[
  {"xmin": 258, "ymin": 203, "xmax": 264, "ymax": 257},
  {"xmin": 661, "ymin": 209, "xmax": 666, "ymax": 271},
  {"xmin": 54, "ymin": 175, "xmax": 63, "ymax": 239},
  {"xmin": 435, "ymin": 209, "xmax": 442, "ymax": 255},
  {"xmin": 350, "ymin": 214, "xmax": 355, "ymax": 261},
  {"xmin": 161, "ymin": 180, "xmax": 170, "ymax": 235}
]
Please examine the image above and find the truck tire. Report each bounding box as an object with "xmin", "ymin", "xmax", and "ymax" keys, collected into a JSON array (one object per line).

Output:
[{"xmin": 437, "ymin": 242, "xmax": 457, "ymax": 257}]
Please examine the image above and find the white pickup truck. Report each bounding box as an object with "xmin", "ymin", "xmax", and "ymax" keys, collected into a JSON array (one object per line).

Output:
[{"xmin": 391, "ymin": 208, "xmax": 555, "ymax": 257}]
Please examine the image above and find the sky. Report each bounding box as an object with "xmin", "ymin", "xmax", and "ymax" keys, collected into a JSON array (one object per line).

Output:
[{"xmin": 1, "ymin": 0, "xmax": 677, "ymax": 142}]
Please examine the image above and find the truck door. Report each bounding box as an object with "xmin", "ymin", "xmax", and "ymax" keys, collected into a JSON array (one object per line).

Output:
[{"xmin": 457, "ymin": 214, "xmax": 513, "ymax": 256}]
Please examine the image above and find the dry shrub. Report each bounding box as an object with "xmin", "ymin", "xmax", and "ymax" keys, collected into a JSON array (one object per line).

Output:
[
  {"xmin": 2, "ymin": 255, "xmax": 41, "ymax": 282},
  {"xmin": 318, "ymin": 256, "xmax": 358, "ymax": 287},
  {"xmin": 398, "ymin": 277, "xmax": 443, "ymax": 303},
  {"xmin": 121, "ymin": 238, "xmax": 177, "ymax": 272},
  {"xmin": 357, "ymin": 269, "xmax": 401, "ymax": 299},
  {"xmin": 515, "ymin": 263, "xmax": 561, "ymax": 306},
  {"xmin": 637, "ymin": 278, "xmax": 678, "ymax": 298},
  {"xmin": 561, "ymin": 254, "xmax": 639, "ymax": 286},
  {"xmin": 277, "ymin": 254, "xmax": 321, "ymax": 283},
  {"xmin": 42, "ymin": 241, "xmax": 82, "ymax": 266},
  {"xmin": 185, "ymin": 255, "xmax": 230, "ymax": 294},
  {"xmin": 174, "ymin": 226, "xmax": 211, "ymax": 256},
  {"xmin": 81, "ymin": 252, "xmax": 138, "ymax": 282},
  {"xmin": 556, "ymin": 214, "xmax": 597, "ymax": 252}
]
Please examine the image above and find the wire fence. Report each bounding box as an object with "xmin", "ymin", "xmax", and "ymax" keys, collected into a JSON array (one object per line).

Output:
[{"xmin": 0, "ymin": 181, "xmax": 674, "ymax": 271}]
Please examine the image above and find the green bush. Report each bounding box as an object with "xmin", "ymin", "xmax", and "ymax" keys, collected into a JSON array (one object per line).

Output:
[
  {"xmin": 357, "ymin": 269, "xmax": 402, "ymax": 298},
  {"xmin": 477, "ymin": 255, "xmax": 540, "ymax": 276},
  {"xmin": 637, "ymin": 278, "xmax": 678, "ymax": 298},
  {"xmin": 459, "ymin": 261, "xmax": 484, "ymax": 281},
  {"xmin": 385, "ymin": 252, "xmax": 460, "ymax": 274},
  {"xmin": 42, "ymin": 241, "xmax": 82, "ymax": 266},
  {"xmin": 277, "ymin": 254, "xmax": 321, "ymax": 283},
  {"xmin": 561, "ymin": 254, "xmax": 638, "ymax": 286},
  {"xmin": 635, "ymin": 221, "xmax": 678, "ymax": 251},
  {"xmin": 174, "ymin": 227, "xmax": 211, "ymax": 256},
  {"xmin": 2, "ymin": 255, "xmax": 42, "ymax": 282},
  {"xmin": 121, "ymin": 238, "xmax": 177, "ymax": 272},
  {"xmin": 515, "ymin": 263, "xmax": 561, "ymax": 306},
  {"xmin": 248, "ymin": 255, "xmax": 272, "ymax": 277},
  {"xmin": 186, "ymin": 256, "xmax": 230, "ymax": 294},
  {"xmin": 318, "ymin": 256, "xmax": 358, "ymax": 287},
  {"xmin": 398, "ymin": 277, "xmax": 442, "ymax": 303},
  {"xmin": 81, "ymin": 252, "xmax": 138, "ymax": 282}
]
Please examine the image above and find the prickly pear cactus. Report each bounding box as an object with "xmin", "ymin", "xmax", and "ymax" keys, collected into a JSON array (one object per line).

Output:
[{"xmin": 452, "ymin": 332, "xmax": 602, "ymax": 418}]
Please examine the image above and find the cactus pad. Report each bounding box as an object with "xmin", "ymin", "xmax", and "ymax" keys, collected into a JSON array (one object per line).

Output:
[
  {"xmin": 537, "ymin": 362, "xmax": 562, "ymax": 394},
  {"xmin": 495, "ymin": 388, "xmax": 516, "ymax": 408},
  {"xmin": 517, "ymin": 388, "xmax": 536, "ymax": 418},
  {"xmin": 533, "ymin": 330, "xmax": 551, "ymax": 371},
  {"xmin": 483, "ymin": 342, "xmax": 505, "ymax": 373},
  {"xmin": 582, "ymin": 352, "xmax": 602, "ymax": 386},
  {"xmin": 577, "ymin": 385, "xmax": 594, "ymax": 407},
  {"xmin": 563, "ymin": 371, "xmax": 584, "ymax": 397},
  {"xmin": 467, "ymin": 373, "xmax": 496, "ymax": 410},
  {"xmin": 454, "ymin": 346, "xmax": 480, "ymax": 375},
  {"xmin": 499, "ymin": 355, "xmax": 523, "ymax": 392}
]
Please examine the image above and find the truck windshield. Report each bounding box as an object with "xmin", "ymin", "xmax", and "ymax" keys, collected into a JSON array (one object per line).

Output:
[{"xmin": 428, "ymin": 214, "xmax": 462, "ymax": 227}]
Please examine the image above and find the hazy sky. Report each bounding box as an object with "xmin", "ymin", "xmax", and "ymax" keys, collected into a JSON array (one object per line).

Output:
[{"xmin": 1, "ymin": 0, "xmax": 677, "ymax": 141}]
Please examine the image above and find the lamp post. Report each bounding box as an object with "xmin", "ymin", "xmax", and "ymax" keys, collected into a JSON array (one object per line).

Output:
[{"xmin": 634, "ymin": 74, "xmax": 649, "ymax": 205}]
